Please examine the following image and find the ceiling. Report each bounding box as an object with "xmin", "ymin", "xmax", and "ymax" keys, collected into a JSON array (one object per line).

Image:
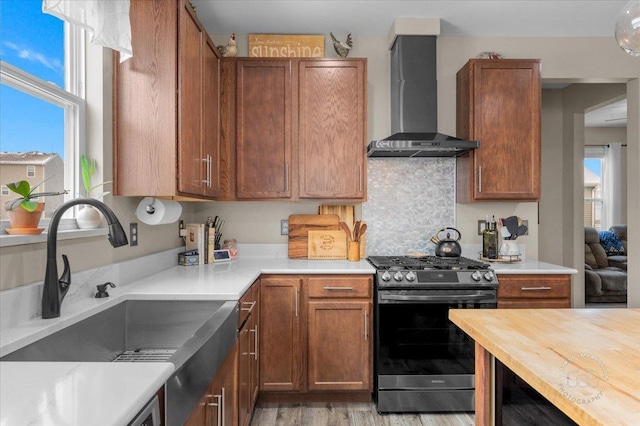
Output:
[
  {"xmin": 191, "ymin": 0, "xmax": 629, "ymax": 127},
  {"xmin": 191, "ymin": 0, "xmax": 627, "ymax": 38}
]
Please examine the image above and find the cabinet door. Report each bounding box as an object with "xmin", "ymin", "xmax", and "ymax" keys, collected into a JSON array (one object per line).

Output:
[
  {"xmin": 249, "ymin": 285, "xmax": 260, "ymax": 410},
  {"xmin": 202, "ymin": 34, "xmax": 221, "ymax": 198},
  {"xmin": 236, "ymin": 60, "xmax": 292, "ymax": 199},
  {"xmin": 457, "ymin": 59, "xmax": 541, "ymax": 202},
  {"xmin": 208, "ymin": 344, "xmax": 237, "ymax": 426},
  {"xmin": 298, "ymin": 59, "xmax": 366, "ymax": 199},
  {"xmin": 178, "ymin": 2, "xmax": 206, "ymax": 196},
  {"xmin": 238, "ymin": 320, "xmax": 251, "ymax": 426},
  {"xmin": 259, "ymin": 276, "xmax": 303, "ymax": 391},
  {"xmin": 307, "ymin": 300, "xmax": 371, "ymax": 391},
  {"xmin": 113, "ymin": 0, "xmax": 177, "ymax": 196}
]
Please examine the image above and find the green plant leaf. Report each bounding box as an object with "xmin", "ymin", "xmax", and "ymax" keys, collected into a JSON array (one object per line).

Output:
[
  {"xmin": 29, "ymin": 190, "xmax": 68, "ymax": 198},
  {"xmin": 20, "ymin": 199, "xmax": 39, "ymax": 212},
  {"xmin": 6, "ymin": 181, "xmax": 31, "ymax": 197},
  {"xmin": 28, "ymin": 176, "xmax": 53, "ymax": 195},
  {"xmin": 81, "ymin": 155, "xmax": 92, "ymax": 194}
]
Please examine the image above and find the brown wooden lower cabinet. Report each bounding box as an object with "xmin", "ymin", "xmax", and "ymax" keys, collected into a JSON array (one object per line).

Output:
[
  {"xmin": 259, "ymin": 274, "xmax": 373, "ymax": 398},
  {"xmin": 184, "ymin": 344, "xmax": 237, "ymax": 426},
  {"xmin": 497, "ymin": 274, "xmax": 571, "ymax": 308},
  {"xmin": 238, "ymin": 281, "xmax": 260, "ymax": 426}
]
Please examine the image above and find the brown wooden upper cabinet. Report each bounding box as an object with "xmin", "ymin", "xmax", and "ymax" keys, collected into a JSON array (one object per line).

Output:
[
  {"xmin": 221, "ymin": 58, "xmax": 367, "ymax": 201},
  {"xmin": 456, "ymin": 59, "xmax": 541, "ymax": 202},
  {"xmin": 113, "ymin": 0, "xmax": 220, "ymax": 199}
]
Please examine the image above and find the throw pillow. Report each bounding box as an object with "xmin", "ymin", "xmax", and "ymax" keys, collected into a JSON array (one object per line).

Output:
[{"xmin": 598, "ymin": 230, "xmax": 626, "ymax": 256}]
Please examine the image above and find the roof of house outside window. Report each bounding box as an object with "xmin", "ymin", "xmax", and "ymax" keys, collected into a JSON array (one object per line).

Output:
[{"xmin": 0, "ymin": 152, "xmax": 60, "ymax": 165}]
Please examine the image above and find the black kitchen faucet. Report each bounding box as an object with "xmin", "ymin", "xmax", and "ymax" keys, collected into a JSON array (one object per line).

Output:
[{"xmin": 41, "ymin": 198, "xmax": 128, "ymax": 319}]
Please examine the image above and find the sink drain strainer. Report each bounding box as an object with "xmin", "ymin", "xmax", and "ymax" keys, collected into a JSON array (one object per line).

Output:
[{"xmin": 113, "ymin": 349, "xmax": 176, "ymax": 362}]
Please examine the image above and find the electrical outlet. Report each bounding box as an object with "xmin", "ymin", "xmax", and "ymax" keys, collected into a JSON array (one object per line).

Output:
[
  {"xmin": 130, "ymin": 223, "xmax": 138, "ymax": 246},
  {"xmin": 281, "ymin": 219, "xmax": 289, "ymax": 235}
]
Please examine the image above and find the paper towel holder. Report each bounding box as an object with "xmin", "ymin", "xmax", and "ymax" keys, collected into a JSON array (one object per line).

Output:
[{"xmin": 145, "ymin": 198, "xmax": 156, "ymax": 214}]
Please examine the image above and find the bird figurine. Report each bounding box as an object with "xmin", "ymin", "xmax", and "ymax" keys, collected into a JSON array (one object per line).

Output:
[
  {"xmin": 330, "ymin": 32, "xmax": 353, "ymax": 58},
  {"xmin": 217, "ymin": 33, "xmax": 237, "ymax": 57}
]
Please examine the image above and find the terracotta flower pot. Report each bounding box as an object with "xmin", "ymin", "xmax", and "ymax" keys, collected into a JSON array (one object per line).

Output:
[{"xmin": 6, "ymin": 203, "xmax": 45, "ymax": 229}]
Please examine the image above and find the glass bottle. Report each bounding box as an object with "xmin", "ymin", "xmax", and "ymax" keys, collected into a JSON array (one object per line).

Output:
[{"xmin": 483, "ymin": 217, "xmax": 499, "ymax": 259}]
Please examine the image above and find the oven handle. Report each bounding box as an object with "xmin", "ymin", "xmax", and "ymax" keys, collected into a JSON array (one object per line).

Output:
[{"xmin": 378, "ymin": 293, "xmax": 495, "ymax": 303}]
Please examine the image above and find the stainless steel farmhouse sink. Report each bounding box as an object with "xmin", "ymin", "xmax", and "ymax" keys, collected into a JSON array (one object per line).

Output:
[{"xmin": 1, "ymin": 299, "xmax": 238, "ymax": 426}]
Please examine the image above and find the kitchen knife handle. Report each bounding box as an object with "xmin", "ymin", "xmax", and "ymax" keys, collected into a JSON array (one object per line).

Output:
[{"xmin": 478, "ymin": 166, "xmax": 482, "ymax": 193}]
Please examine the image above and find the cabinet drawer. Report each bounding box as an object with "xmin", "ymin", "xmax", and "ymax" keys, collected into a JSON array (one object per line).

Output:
[
  {"xmin": 498, "ymin": 299, "xmax": 571, "ymax": 309},
  {"xmin": 497, "ymin": 274, "xmax": 571, "ymax": 300},
  {"xmin": 238, "ymin": 281, "xmax": 258, "ymax": 326},
  {"xmin": 307, "ymin": 275, "xmax": 372, "ymax": 298}
]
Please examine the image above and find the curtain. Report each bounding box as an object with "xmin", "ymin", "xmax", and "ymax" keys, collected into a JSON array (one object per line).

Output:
[
  {"xmin": 602, "ymin": 143, "xmax": 623, "ymax": 229},
  {"xmin": 42, "ymin": 0, "xmax": 132, "ymax": 62}
]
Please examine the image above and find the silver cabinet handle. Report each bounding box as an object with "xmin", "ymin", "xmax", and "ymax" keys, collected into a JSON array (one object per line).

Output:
[
  {"xmin": 250, "ymin": 325, "xmax": 258, "ymax": 360},
  {"xmin": 521, "ymin": 286, "xmax": 552, "ymax": 291},
  {"xmin": 240, "ymin": 301, "xmax": 256, "ymax": 313},
  {"xmin": 358, "ymin": 164, "xmax": 362, "ymax": 191},
  {"xmin": 294, "ymin": 285, "xmax": 298, "ymax": 317},
  {"xmin": 364, "ymin": 309, "xmax": 368, "ymax": 341},
  {"xmin": 207, "ymin": 391, "xmax": 223, "ymax": 426},
  {"xmin": 202, "ymin": 155, "xmax": 212, "ymax": 187},
  {"xmin": 323, "ymin": 286, "xmax": 353, "ymax": 291},
  {"xmin": 478, "ymin": 165, "xmax": 482, "ymax": 193}
]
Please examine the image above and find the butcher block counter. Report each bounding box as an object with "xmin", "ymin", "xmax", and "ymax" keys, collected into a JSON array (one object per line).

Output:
[{"xmin": 449, "ymin": 308, "xmax": 640, "ymax": 426}]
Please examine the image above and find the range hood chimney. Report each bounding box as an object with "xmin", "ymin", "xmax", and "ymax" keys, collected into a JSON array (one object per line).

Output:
[{"xmin": 368, "ymin": 35, "xmax": 477, "ymax": 158}]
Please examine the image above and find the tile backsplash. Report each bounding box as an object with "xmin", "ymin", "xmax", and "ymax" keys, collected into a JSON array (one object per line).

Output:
[{"xmin": 363, "ymin": 158, "xmax": 456, "ymax": 255}]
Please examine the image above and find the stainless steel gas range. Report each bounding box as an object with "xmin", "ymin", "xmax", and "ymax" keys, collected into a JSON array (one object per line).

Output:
[{"xmin": 367, "ymin": 255, "xmax": 499, "ymax": 413}]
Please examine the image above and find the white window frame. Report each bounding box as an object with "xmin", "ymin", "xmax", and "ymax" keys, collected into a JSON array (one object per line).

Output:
[
  {"xmin": 0, "ymin": 23, "xmax": 86, "ymax": 226},
  {"xmin": 584, "ymin": 147, "xmax": 605, "ymax": 230},
  {"xmin": 26, "ymin": 165, "xmax": 36, "ymax": 178},
  {"xmin": 1, "ymin": 186, "xmax": 9, "ymax": 196}
]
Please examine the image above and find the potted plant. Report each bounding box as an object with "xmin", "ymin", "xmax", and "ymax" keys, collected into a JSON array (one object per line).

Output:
[
  {"xmin": 4, "ymin": 178, "xmax": 68, "ymax": 234},
  {"xmin": 76, "ymin": 155, "xmax": 112, "ymax": 229}
]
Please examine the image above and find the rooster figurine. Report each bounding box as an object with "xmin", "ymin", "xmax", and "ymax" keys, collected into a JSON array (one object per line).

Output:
[
  {"xmin": 330, "ymin": 32, "xmax": 353, "ymax": 58},
  {"xmin": 217, "ymin": 33, "xmax": 237, "ymax": 57}
]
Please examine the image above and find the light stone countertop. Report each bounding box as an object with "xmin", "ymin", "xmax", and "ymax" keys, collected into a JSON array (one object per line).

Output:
[
  {"xmin": 0, "ymin": 252, "xmax": 575, "ymax": 426},
  {"xmin": 0, "ymin": 256, "xmax": 375, "ymax": 426},
  {"xmin": 485, "ymin": 259, "xmax": 578, "ymax": 275}
]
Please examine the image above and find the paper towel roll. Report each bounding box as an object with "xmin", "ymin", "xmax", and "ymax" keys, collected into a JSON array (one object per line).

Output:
[{"xmin": 135, "ymin": 197, "xmax": 182, "ymax": 225}]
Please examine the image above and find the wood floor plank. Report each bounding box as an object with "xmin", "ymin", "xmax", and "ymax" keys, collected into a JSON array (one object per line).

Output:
[{"xmin": 250, "ymin": 402, "xmax": 474, "ymax": 426}]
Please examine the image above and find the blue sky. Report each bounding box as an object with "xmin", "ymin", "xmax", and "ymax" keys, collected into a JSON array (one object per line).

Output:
[
  {"xmin": 585, "ymin": 158, "xmax": 601, "ymax": 177},
  {"xmin": 0, "ymin": 0, "xmax": 65, "ymax": 157}
]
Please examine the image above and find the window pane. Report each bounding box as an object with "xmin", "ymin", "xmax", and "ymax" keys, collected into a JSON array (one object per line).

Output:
[
  {"xmin": 584, "ymin": 157, "xmax": 603, "ymax": 230},
  {"xmin": 0, "ymin": 85, "xmax": 66, "ymax": 220},
  {"xmin": 0, "ymin": 0, "xmax": 64, "ymax": 88}
]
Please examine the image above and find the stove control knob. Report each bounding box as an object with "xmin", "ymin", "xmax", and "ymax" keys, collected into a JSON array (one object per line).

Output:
[
  {"xmin": 405, "ymin": 271, "xmax": 417, "ymax": 282},
  {"xmin": 471, "ymin": 271, "xmax": 482, "ymax": 282},
  {"xmin": 483, "ymin": 271, "xmax": 495, "ymax": 282},
  {"xmin": 381, "ymin": 271, "xmax": 392, "ymax": 282},
  {"xmin": 393, "ymin": 271, "xmax": 404, "ymax": 282}
]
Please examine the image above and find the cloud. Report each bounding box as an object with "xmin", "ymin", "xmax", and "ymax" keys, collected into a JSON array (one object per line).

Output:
[{"xmin": 3, "ymin": 41, "xmax": 63, "ymax": 74}]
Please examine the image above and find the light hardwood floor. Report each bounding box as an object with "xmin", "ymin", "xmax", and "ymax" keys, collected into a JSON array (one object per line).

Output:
[{"xmin": 250, "ymin": 402, "xmax": 474, "ymax": 426}]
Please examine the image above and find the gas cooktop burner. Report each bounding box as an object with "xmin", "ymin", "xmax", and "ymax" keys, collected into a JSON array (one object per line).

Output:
[
  {"xmin": 368, "ymin": 255, "xmax": 490, "ymax": 271},
  {"xmin": 368, "ymin": 255, "xmax": 498, "ymax": 289}
]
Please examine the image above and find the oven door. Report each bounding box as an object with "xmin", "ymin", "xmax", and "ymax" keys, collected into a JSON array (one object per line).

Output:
[{"xmin": 375, "ymin": 288, "xmax": 496, "ymax": 412}]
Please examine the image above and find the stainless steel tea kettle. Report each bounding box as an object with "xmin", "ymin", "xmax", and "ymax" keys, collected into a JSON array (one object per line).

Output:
[{"xmin": 430, "ymin": 227, "xmax": 462, "ymax": 257}]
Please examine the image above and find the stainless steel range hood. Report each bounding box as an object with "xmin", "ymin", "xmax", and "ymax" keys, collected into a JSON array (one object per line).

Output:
[{"xmin": 367, "ymin": 36, "xmax": 477, "ymax": 158}]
